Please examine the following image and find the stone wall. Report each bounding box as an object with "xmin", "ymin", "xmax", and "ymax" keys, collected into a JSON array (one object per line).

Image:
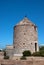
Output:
[
  {"xmin": 0, "ymin": 52, "xmax": 4, "ymax": 59},
  {"xmin": 13, "ymin": 18, "xmax": 39, "ymax": 55},
  {"xmin": 0, "ymin": 57, "xmax": 44, "ymax": 65},
  {"xmin": 6, "ymin": 45, "xmax": 14, "ymax": 56},
  {"xmin": 13, "ymin": 25, "xmax": 39, "ymax": 54}
]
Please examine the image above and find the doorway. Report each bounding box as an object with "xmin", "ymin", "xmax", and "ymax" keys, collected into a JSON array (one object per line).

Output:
[{"xmin": 35, "ymin": 43, "xmax": 37, "ymax": 52}]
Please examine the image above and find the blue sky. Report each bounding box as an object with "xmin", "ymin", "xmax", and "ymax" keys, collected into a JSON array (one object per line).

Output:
[{"xmin": 0, "ymin": 0, "xmax": 44, "ymax": 49}]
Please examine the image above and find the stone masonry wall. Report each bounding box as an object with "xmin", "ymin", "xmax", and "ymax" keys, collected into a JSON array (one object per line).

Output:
[{"xmin": 13, "ymin": 24, "xmax": 39, "ymax": 54}]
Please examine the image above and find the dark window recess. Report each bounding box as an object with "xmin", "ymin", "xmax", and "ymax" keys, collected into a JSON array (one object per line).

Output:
[
  {"xmin": 34, "ymin": 26, "xmax": 36, "ymax": 31},
  {"xmin": 14, "ymin": 46, "xmax": 15, "ymax": 48},
  {"xmin": 32, "ymin": 24, "xmax": 34, "ymax": 26},
  {"xmin": 31, "ymin": 43, "xmax": 32, "ymax": 44},
  {"xmin": 35, "ymin": 43, "xmax": 37, "ymax": 52},
  {"xmin": 23, "ymin": 43, "xmax": 25, "ymax": 45},
  {"xmin": 24, "ymin": 33, "xmax": 26, "ymax": 35}
]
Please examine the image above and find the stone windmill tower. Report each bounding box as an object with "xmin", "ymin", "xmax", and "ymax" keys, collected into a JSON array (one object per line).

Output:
[{"xmin": 13, "ymin": 17, "xmax": 39, "ymax": 56}]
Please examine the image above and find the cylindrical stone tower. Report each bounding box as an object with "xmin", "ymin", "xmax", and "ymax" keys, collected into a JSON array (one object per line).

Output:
[{"xmin": 13, "ymin": 17, "xmax": 39, "ymax": 56}]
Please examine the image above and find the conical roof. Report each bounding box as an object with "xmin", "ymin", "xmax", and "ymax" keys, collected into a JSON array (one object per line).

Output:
[{"xmin": 16, "ymin": 17, "xmax": 35, "ymax": 26}]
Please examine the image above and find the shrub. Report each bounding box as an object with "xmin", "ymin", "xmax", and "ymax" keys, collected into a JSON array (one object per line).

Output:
[
  {"xmin": 20, "ymin": 56, "xmax": 26, "ymax": 60},
  {"xmin": 0, "ymin": 49, "xmax": 2, "ymax": 52},
  {"xmin": 23, "ymin": 50, "xmax": 31, "ymax": 57},
  {"xmin": 1, "ymin": 64, "xmax": 3, "ymax": 65},
  {"xmin": 3, "ymin": 50, "xmax": 9, "ymax": 59},
  {"xmin": 4, "ymin": 51, "xmax": 6, "ymax": 56},
  {"xmin": 32, "ymin": 52, "xmax": 41, "ymax": 56},
  {"xmin": 39, "ymin": 50, "xmax": 44, "ymax": 57},
  {"xmin": 32, "ymin": 50, "xmax": 44, "ymax": 57},
  {"xmin": 4, "ymin": 56, "xmax": 9, "ymax": 59},
  {"xmin": 39, "ymin": 46, "xmax": 44, "ymax": 51}
]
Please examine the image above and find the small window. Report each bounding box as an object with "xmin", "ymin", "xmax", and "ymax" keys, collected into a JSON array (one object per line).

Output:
[
  {"xmin": 23, "ymin": 43, "xmax": 25, "ymax": 45},
  {"xmin": 14, "ymin": 46, "xmax": 15, "ymax": 48},
  {"xmin": 34, "ymin": 26, "xmax": 36, "ymax": 31},
  {"xmin": 31, "ymin": 43, "xmax": 32, "ymax": 44},
  {"xmin": 24, "ymin": 33, "xmax": 26, "ymax": 35}
]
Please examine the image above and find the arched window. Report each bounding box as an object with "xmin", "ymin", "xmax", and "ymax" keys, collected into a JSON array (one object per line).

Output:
[
  {"xmin": 34, "ymin": 26, "xmax": 37, "ymax": 31},
  {"xmin": 23, "ymin": 43, "xmax": 25, "ymax": 45},
  {"xmin": 35, "ymin": 43, "xmax": 37, "ymax": 52}
]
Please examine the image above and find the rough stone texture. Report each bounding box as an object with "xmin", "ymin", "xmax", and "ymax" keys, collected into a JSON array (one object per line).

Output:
[
  {"xmin": 6, "ymin": 45, "xmax": 14, "ymax": 57},
  {"xmin": 0, "ymin": 52, "xmax": 4, "ymax": 59},
  {"xmin": 0, "ymin": 52, "xmax": 4, "ymax": 56},
  {"xmin": 0, "ymin": 57, "xmax": 44, "ymax": 65},
  {"xmin": 13, "ymin": 17, "xmax": 39, "ymax": 55},
  {"xmin": 6, "ymin": 17, "xmax": 39, "ymax": 57}
]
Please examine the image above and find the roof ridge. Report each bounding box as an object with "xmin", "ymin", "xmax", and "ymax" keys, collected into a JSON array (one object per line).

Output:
[{"xmin": 16, "ymin": 17, "xmax": 35, "ymax": 26}]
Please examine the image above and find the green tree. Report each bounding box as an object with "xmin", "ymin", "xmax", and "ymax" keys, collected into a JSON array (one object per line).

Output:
[
  {"xmin": 39, "ymin": 46, "xmax": 44, "ymax": 51},
  {"xmin": 32, "ymin": 49, "xmax": 44, "ymax": 57},
  {"xmin": 23, "ymin": 50, "xmax": 31, "ymax": 57},
  {"xmin": 32, "ymin": 52, "xmax": 41, "ymax": 56}
]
